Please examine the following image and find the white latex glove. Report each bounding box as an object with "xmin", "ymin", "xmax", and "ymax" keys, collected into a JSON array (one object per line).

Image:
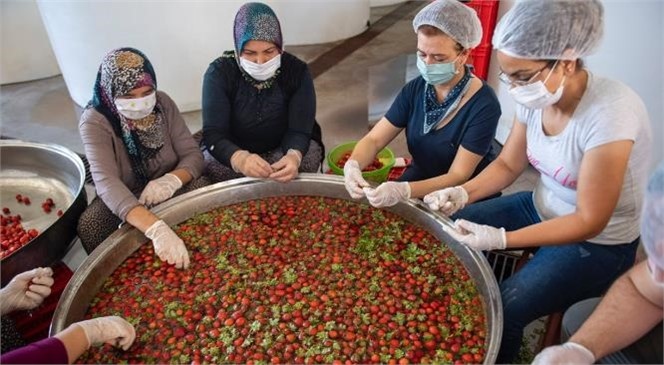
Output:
[
  {"xmin": 0, "ymin": 267, "xmax": 54, "ymax": 315},
  {"xmin": 138, "ymin": 173, "xmax": 182, "ymax": 207},
  {"xmin": 423, "ymin": 186, "xmax": 469, "ymax": 216},
  {"xmin": 145, "ymin": 220, "xmax": 190, "ymax": 269},
  {"xmin": 363, "ymin": 182, "xmax": 411, "ymax": 208},
  {"xmin": 75, "ymin": 316, "xmax": 136, "ymax": 351},
  {"xmin": 443, "ymin": 219, "xmax": 507, "ymax": 251},
  {"xmin": 343, "ymin": 159, "xmax": 370, "ymax": 199},
  {"xmin": 532, "ymin": 342, "xmax": 595, "ymax": 365},
  {"xmin": 232, "ymin": 150, "xmax": 273, "ymax": 178},
  {"xmin": 269, "ymin": 149, "xmax": 301, "ymax": 183}
]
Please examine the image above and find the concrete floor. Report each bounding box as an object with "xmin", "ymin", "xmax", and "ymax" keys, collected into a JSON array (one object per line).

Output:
[{"xmin": 2, "ymin": 3, "xmax": 543, "ymax": 360}]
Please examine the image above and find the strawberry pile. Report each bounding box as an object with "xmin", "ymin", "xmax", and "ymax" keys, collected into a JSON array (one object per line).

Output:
[
  {"xmin": 337, "ymin": 153, "xmax": 384, "ymax": 172},
  {"xmin": 0, "ymin": 213, "xmax": 39, "ymax": 259},
  {"xmin": 79, "ymin": 197, "xmax": 486, "ymax": 364},
  {"xmin": 1, "ymin": 195, "xmax": 62, "ymax": 259}
]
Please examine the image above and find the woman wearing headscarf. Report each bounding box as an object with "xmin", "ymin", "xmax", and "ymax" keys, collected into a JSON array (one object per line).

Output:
[
  {"xmin": 202, "ymin": 2, "xmax": 323, "ymax": 183},
  {"xmin": 423, "ymin": 0, "xmax": 653, "ymax": 362},
  {"xmin": 78, "ymin": 48, "xmax": 209, "ymax": 269},
  {"xmin": 344, "ymin": 0, "xmax": 500, "ymax": 208}
]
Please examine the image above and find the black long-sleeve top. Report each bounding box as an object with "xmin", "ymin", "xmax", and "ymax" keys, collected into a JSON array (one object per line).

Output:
[{"xmin": 202, "ymin": 51, "xmax": 322, "ymax": 166}]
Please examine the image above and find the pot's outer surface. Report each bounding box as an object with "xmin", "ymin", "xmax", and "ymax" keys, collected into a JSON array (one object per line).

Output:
[
  {"xmin": 50, "ymin": 174, "xmax": 502, "ymax": 363},
  {"xmin": 0, "ymin": 140, "xmax": 87, "ymax": 286}
]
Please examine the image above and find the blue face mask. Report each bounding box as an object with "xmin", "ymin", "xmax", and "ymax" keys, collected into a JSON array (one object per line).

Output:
[{"xmin": 416, "ymin": 54, "xmax": 459, "ymax": 85}]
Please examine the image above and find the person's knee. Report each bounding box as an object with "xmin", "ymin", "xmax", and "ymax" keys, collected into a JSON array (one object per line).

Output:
[
  {"xmin": 500, "ymin": 283, "xmax": 530, "ymax": 324},
  {"xmin": 76, "ymin": 205, "xmax": 97, "ymax": 238},
  {"xmin": 561, "ymin": 298, "xmax": 600, "ymax": 340}
]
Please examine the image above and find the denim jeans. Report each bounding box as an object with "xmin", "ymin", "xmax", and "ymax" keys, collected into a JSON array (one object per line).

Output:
[{"xmin": 453, "ymin": 192, "xmax": 639, "ymax": 363}]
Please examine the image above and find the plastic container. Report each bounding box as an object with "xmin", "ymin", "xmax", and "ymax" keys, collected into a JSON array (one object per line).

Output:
[
  {"xmin": 465, "ymin": 0, "xmax": 500, "ymax": 46},
  {"xmin": 469, "ymin": 44, "xmax": 492, "ymax": 80},
  {"xmin": 327, "ymin": 141, "xmax": 395, "ymax": 183}
]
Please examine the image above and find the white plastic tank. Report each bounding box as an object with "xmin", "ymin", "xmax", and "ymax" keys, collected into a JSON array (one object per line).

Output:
[
  {"xmin": 36, "ymin": 1, "xmax": 370, "ymax": 112},
  {"xmin": 370, "ymin": 0, "xmax": 408, "ymax": 7},
  {"xmin": 1, "ymin": 0, "xmax": 59, "ymax": 84}
]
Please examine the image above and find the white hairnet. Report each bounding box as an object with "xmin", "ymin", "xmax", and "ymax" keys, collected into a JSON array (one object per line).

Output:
[
  {"xmin": 413, "ymin": 0, "xmax": 483, "ymax": 49},
  {"xmin": 642, "ymin": 162, "xmax": 664, "ymax": 268},
  {"xmin": 493, "ymin": 0, "xmax": 604, "ymax": 60}
]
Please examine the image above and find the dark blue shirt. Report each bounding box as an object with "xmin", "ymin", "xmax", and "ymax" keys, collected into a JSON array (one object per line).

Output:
[
  {"xmin": 385, "ymin": 76, "xmax": 501, "ymax": 181},
  {"xmin": 202, "ymin": 51, "xmax": 322, "ymax": 166}
]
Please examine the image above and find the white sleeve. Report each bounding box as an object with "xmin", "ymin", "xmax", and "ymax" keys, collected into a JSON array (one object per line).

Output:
[{"xmin": 514, "ymin": 104, "xmax": 533, "ymax": 124}]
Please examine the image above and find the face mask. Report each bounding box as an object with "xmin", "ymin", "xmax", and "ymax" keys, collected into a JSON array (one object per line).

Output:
[
  {"xmin": 416, "ymin": 54, "xmax": 459, "ymax": 85},
  {"xmin": 115, "ymin": 91, "xmax": 157, "ymax": 120},
  {"xmin": 509, "ymin": 68, "xmax": 565, "ymax": 109},
  {"xmin": 240, "ymin": 54, "xmax": 281, "ymax": 81}
]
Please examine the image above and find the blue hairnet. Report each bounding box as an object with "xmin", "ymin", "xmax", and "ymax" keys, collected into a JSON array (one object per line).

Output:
[
  {"xmin": 413, "ymin": 0, "xmax": 483, "ymax": 49},
  {"xmin": 642, "ymin": 162, "xmax": 664, "ymax": 268},
  {"xmin": 493, "ymin": 0, "xmax": 604, "ymax": 60}
]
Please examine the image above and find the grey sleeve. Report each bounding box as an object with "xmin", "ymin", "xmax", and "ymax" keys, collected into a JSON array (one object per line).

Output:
[
  {"xmin": 79, "ymin": 113, "xmax": 140, "ymax": 221},
  {"xmin": 161, "ymin": 93, "xmax": 204, "ymax": 179}
]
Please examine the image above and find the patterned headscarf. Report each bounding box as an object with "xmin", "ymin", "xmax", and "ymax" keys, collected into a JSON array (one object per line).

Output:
[
  {"xmin": 89, "ymin": 47, "xmax": 165, "ymax": 186},
  {"xmin": 233, "ymin": 2, "xmax": 283, "ymax": 60}
]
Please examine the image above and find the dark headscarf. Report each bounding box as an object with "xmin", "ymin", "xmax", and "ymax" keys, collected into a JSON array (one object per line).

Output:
[
  {"xmin": 89, "ymin": 47, "xmax": 165, "ymax": 186},
  {"xmin": 233, "ymin": 2, "xmax": 283, "ymax": 60}
]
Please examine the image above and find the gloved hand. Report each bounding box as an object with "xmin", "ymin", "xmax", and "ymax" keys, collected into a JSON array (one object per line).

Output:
[
  {"xmin": 343, "ymin": 159, "xmax": 370, "ymax": 199},
  {"xmin": 145, "ymin": 220, "xmax": 190, "ymax": 269},
  {"xmin": 363, "ymin": 182, "xmax": 411, "ymax": 208},
  {"xmin": 138, "ymin": 173, "xmax": 182, "ymax": 207},
  {"xmin": 74, "ymin": 316, "xmax": 136, "ymax": 351},
  {"xmin": 269, "ymin": 149, "xmax": 301, "ymax": 183},
  {"xmin": 423, "ymin": 186, "xmax": 469, "ymax": 216},
  {"xmin": 232, "ymin": 150, "xmax": 273, "ymax": 178},
  {"xmin": 443, "ymin": 219, "xmax": 507, "ymax": 251},
  {"xmin": 0, "ymin": 267, "xmax": 54, "ymax": 315},
  {"xmin": 532, "ymin": 342, "xmax": 595, "ymax": 365}
]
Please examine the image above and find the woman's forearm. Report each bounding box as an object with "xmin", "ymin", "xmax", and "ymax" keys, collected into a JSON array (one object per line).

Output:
[
  {"xmin": 54, "ymin": 324, "xmax": 89, "ymax": 364},
  {"xmin": 169, "ymin": 168, "xmax": 193, "ymax": 186},
  {"xmin": 463, "ymin": 157, "xmax": 525, "ymax": 203},
  {"xmin": 409, "ymin": 172, "xmax": 468, "ymax": 198},
  {"xmin": 125, "ymin": 205, "xmax": 160, "ymax": 233}
]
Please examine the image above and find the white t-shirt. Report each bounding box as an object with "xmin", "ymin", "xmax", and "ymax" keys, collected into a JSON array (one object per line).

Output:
[{"xmin": 516, "ymin": 71, "xmax": 652, "ymax": 244}]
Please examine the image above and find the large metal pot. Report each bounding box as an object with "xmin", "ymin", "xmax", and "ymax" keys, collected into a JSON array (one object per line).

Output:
[
  {"xmin": 51, "ymin": 174, "xmax": 502, "ymax": 363},
  {"xmin": 1, "ymin": 140, "xmax": 87, "ymax": 286}
]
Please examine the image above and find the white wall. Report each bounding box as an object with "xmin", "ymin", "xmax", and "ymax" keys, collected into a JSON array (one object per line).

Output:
[
  {"xmin": 0, "ymin": 0, "xmax": 59, "ymax": 84},
  {"xmin": 370, "ymin": 0, "xmax": 408, "ymax": 7},
  {"xmin": 488, "ymin": 0, "xmax": 664, "ymax": 172},
  {"xmin": 274, "ymin": 1, "xmax": 370, "ymax": 46},
  {"xmin": 37, "ymin": 1, "xmax": 369, "ymax": 112},
  {"xmin": 586, "ymin": 1, "xmax": 664, "ymax": 171},
  {"xmin": 486, "ymin": 0, "xmax": 517, "ymax": 146}
]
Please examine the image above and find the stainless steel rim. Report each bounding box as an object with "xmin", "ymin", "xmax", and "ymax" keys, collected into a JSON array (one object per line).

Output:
[
  {"xmin": 0, "ymin": 139, "xmax": 85, "ymax": 195},
  {"xmin": 51, "ymin": 173, "xmax": 502, "ymax": 363}
]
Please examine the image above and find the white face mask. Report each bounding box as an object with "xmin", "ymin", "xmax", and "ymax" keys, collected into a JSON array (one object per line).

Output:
[
  {"xmin": 240, "ymin": 54, "xmax": 281, "ymax": 81},
  {"xmin": 115, "ymin": 91, "xmax": 157, "ymax": 120},
  {"xmin": 509, "ymin": 69, "xmax": 565, "ymax": 109}
]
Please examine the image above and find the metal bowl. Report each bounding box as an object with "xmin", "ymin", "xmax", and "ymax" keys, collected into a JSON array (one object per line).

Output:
[
  {"xmin": 51, "ymin": 174, "xmax": 502, "ymax": 363},
  {"xmin": 0, "ymin": 140, "xmax": 87, "ymax": 286}
]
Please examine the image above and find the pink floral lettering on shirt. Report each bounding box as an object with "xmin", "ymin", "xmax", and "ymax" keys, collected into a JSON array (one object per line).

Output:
[{"xmin": 527, "ymin": 149, "xmax": 578, "ymax": 189}]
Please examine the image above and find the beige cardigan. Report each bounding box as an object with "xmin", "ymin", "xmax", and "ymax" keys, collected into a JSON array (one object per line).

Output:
[{"xmin": 79, "ymin": 91, "xmax": 203, "ymax": 220}]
